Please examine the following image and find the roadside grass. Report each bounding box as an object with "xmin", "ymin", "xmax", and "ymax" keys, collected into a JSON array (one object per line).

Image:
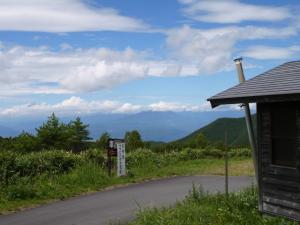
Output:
[
  {"xmin": 127, "ymin": 186, "xmax": 298, "ymax": 225},
  {"xmin": 0, "ymin": 158, "xmax": 253, "ymax": 214},
  {"xmin": 131, "ymin": 158, "xmax": 254, "ymax": 178}
]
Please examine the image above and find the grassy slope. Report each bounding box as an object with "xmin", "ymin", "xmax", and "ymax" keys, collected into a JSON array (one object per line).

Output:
[
  {"xmin": 0, "ymin": 158, "xmax": 253, "ymax": 214},
  {"xmin": 128, "ymin": 187, "xmax": 297, "ymax": 225},
  {"xmin": 175, "ymin": 115, "xmax": 257, "ymax": 147}
]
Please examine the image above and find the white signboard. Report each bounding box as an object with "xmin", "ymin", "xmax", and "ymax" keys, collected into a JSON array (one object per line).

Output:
[{"xmin": 117, "ymin": 142, "xmax": 126, "ymax": 176}]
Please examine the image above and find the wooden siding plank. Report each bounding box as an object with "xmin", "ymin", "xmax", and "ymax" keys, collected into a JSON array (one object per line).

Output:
[
  {"xmin": 259, "ymin": 102, "xmax": 300, "ymax": 221},
  {"xmin": 263, "ymin": 203, "xmax": 300, "ymax": 221},
  {"xmin": 263, "ymin": 196, "xmax": 300, "ymax": 210}
]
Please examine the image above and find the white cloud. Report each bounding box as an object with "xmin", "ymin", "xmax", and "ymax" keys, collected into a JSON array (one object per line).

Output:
[
  {"xmin": 0, "ymin": 0, "xmax": 146, "ymax": 32},
  {"xmin": 0, "ymin": 97, "xmax": 215, "ymax": 116},
  {"xmin": 0, "ymin": 21, "xmax": 297, "ymax": 96},
  {"xmin": 243, "ymin": 45, "xmax": 300, "ymax": 60},
  {"xmin": 166, "ymin": 25, "xmax": 297, "ymax": 73},
  {"xmin": 178, "ymin": 0, "xmax": 290, "ymax": 24},
  {"xmin": 149, "ymin": 101, "xmax": 205, "ymax": 112},
  {"xmin": 0, "ymin": 44, "xmax": 201, "ymax": 95},
  {"xmin": 0, "ymin": 97, "xmax": 142, "ymax": 116}
]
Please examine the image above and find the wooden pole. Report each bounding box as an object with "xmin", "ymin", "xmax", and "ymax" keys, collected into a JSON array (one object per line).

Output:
[
  {"xmin": 107, "ymin": 148, "xmax": 112, "ymax": 177},
  {"xmin": 224, "ymin": 131, "xmax": 229, "ymax": 199}
]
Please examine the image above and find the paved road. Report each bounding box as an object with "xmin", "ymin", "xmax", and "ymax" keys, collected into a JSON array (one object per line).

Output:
[{"xmin": 0, "ymin": 176, "xmax": 253, "ymax": 225}]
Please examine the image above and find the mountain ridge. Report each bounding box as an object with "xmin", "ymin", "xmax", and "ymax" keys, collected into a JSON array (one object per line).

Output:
[
  {"xmin": 0, "ymin": 110, "xmax": 244, "ymax": 141},
  {"xmin": 174, "ymin": 115, "xmax": 256, "ymax": 147}
]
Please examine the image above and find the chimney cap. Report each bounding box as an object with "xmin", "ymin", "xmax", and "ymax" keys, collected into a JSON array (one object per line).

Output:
[{"xmin": 234, "ymin": 57, "xmax": 243, "ymax": 63}]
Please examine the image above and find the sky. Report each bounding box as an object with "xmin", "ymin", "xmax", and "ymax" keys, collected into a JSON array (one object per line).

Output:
[{"xmin": 0, "ymin": 0, "xmax": 300, "ymax": 117}]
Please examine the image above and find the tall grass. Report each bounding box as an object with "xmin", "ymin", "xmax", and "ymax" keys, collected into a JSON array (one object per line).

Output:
[
  {"xmin": 0, "ymin": 163, "xmax": 112, "ymax": 211},
  {"xmin": 128, "ymin": 187, "xmax": 298, "ymax": 225}
]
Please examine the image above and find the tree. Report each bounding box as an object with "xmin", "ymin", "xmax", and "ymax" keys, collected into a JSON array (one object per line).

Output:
[
  {"xmin": 124, "ymin": 130, "xmax": 143, "ymax": 151},
  {"xmin": 193, "ymin": 133, "xmax": 208, "ymax": 148},
  {"xmin": 36, "ymin": 113, "xmax": 67, "ymax": 150},
  {"xmin": 97, "ymin": 132, "xmax": 110, "ymax": 150},
  {"xmin": 68, "ymin": 117, "xmax": 91, "ymax": 152}
]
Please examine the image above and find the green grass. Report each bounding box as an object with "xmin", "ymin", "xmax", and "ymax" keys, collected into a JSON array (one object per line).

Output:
[
  {"xmin": 130, "ymin": 158, "xmax": 254, "ymax": 178},
  {"xmin": 127, "ymin": 186, "xmax": 298, "ymax": 225},
  {"xmin": 0, "ymin": 158, "xmax": 253, "ymax": 214}
]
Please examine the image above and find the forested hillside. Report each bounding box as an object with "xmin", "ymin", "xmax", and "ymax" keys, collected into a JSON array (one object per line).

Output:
[{"xmin": 175, "ymin": 115, "xmax": 257, "ymax": 147}]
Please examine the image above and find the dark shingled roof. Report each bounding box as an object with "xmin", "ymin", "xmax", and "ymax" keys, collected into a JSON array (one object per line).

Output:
[{"xmin": 208, "ymin": 60, "xmax": 300, "ymax": 107}]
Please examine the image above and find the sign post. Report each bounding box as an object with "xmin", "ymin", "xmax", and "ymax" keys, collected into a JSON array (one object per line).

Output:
[
  {"xmin": 107, "ymin": 138, "xmax": 126, "ymax": 177},
  {"xmin": 224, "ymin": 131, "xmax": 229, "ymax": 199},
  {"xmin": 117, "ymin": 142, "xmax": 126, "ymax": 176}
]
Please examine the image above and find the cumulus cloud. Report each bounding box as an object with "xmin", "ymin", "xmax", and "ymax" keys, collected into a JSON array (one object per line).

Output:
[
  {"xmin": 243, "ymin": 45, "xmax": 300, "ymax": 60},
  {"xmin": 0, "ymin": 0, "xmax": 146, "ymax": 32},
  {"xmin": 0, "ymin": 45, "xmax": 200, "ymax": 95},
  {"xmin": 0, "ymin": 20, "xmax": 298, "ymax": 96},
  {"xmin": 148, "ymin": 101, "xmax": 208, "ymax": 112},
  {"xmin": 178, "ymin": 0, "xmax": 290, "ymax": 24},
  {"xmin": 0, "ymin": 97, "xmax": 142, "ymax": 116},
  {"xmin": 0, "ymin": 97, "xmax": 215, "ymax": 116},
  {"xmin": 166, "ymin": 25, "xmax": 297, "ymax": 73}
]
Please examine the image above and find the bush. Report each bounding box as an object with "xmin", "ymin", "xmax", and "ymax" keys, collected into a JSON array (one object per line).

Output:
[
  {"xmin": 229, "ymin": 148, "xmax": 252, "ymax": 158},
  {"xmin": 0, "ymin": 150, "xmax": 83, "ymax": 185},
  {"xmin": 202, "ymin": 148, "xmax": 224, "ymax": 158},
  {"xmin": 127, "ymin": 149, "xmax": 168, "ymax": 168},
  {"xmin": 0, "ymin": 147, "xmax": 251, "ymax": 186},
  {"xmin": 81, "ymin": 149, "xmax": 105, "ymax": 167},
  {"xmin": 178, "ymin": 148, "xmax": 205, "ymax": 160},
  {"xmin": 0, "ymin": 151, "xmax": 19, "ymax": 185}
]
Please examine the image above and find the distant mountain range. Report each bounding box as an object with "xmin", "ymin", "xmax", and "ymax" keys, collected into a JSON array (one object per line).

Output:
[
  {"xmin": 175, "ymin": 115, "xmax": 256, "ymax": 147},
  {"xmin": 0, "ymin": 110, "xmax": 244, "ymax": 142}
]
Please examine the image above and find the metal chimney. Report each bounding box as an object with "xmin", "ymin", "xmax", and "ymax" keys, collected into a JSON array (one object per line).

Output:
[{"xmin": 233, "ymin": 58, "xmax": 259, "ymax": 185}]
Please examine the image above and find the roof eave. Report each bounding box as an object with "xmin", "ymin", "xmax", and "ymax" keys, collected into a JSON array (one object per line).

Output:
[
  {"xmin": 207, "ymin": 97, "xmax": 251, "ymax": 108},
  {"xmin": 208, "ymin": 93, "xmax": 300, "ymax": 108}
]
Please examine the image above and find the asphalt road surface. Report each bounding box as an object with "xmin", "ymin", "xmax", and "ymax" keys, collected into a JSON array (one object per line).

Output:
[{"xmin": 0, "ymin": 176, "xmax": 253, "ymax": 225}]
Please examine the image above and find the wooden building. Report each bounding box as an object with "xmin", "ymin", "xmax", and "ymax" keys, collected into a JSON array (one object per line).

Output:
[{"xmin": 208, "ymin": 60, "xmax": 300, "ymax": 221}]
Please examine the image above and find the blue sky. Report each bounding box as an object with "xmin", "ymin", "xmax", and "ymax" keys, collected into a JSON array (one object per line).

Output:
[{"xmin": 0, "ymin": 0, "xmax": 300, "ymax": 117}]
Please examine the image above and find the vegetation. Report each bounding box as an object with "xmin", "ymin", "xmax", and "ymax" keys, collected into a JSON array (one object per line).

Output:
[
  {"xmin": 128, "ymin": 186, "xmax": 297, "ymax": 225},
  {"xmin": 125, "ymin": 130, "xmax": 144, "ymax": 151},
  {"xmin": 96, "ymin": 132, "xmax": 110, "ymax": 150},
  {"xmin": 1, "ymin": 148, "xmax": 252, "ymax": 186},
  {"xmin": 0, "ymin": 113, "xmax": 256, "ymax": 215},
  {"xmin": 175, "ymin": 115, "xmax": 256, "ymax": 147},
  {"xmin": 0, "ymin": 113, "xmax": 91, "ymax": 153},
  {"xmin": 0, "ymin": 148, "xmax": 252, "ymax": 213},
  {"xmin": 0, "ymin": 113, "xmax": 257, "ymax": 153}
]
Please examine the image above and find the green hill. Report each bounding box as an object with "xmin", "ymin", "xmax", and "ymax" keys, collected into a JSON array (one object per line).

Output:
[{"xmin": 175, "ymin": 115, "xmax": 256, "ymax": 147}]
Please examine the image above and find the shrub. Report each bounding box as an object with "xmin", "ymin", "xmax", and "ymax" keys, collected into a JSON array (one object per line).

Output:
[
  {"xmin": 0, "ymin": 151, "xmax": 19, "ymax": 185},
  {"xmin": 81, "ymin": 149, "xmax": 105, "ymax": 167},
  {"xmin": 0, "ymin": 150, "xmax": 83, "ymax": 185},
  {"xmin": 126, "ymin": 149, "xmax": 168, "ymax": 168},
  {"xmin": 0, "ymin": 147, "xmax": 252, "ymax": 186},
  {"xmin": 178, "ymin": 148, "xmax": 205, "ymax": 160},
  {"xmin": 229, "ymin": 148, "xmax": 252, "ymax": 158}
]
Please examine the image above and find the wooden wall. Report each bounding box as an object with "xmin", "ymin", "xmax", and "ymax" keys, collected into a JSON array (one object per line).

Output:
[{"xmin": 257, "ymin": 102, "xmax": 300, "ymax": 221}]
